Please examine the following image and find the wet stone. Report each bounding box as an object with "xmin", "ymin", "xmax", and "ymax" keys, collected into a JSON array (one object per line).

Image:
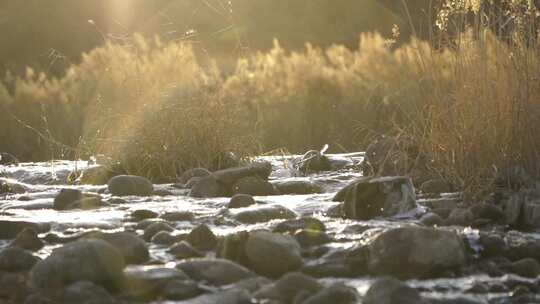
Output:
[
  {"xmin": 228, "ymin": 194, "xmax": 256, "ymax": 209},
  {"xmin": 176, "ymin": 258, "xmax": 256, "ymax": 286},
  {"xmin": 163, "ymin": 279, "xmax": 203, "ymax": 300},
  {"xmin": 31, "ymin": 239, "xmax": 125, "ymax": 290},
  {"xmin": 108, "ymin": 175, "xmax": 154, "ymax": 196},
  {"xmin": 143, "ymin": 222, "xmax": 174, "ymax": 241},
  {"xmin": 9, "ymin": 227, "xmax": 44, "ymax": 251},
  {"xmin": 151, "ymin": 231, "xmax": 179, "ymax": 246},
  {"xmin": 254, "ymin": 272, "xmax": 323, "ymax": 303},
  {"xmin": 186, "ymin": 224, "xmax": 217, "ymax": 251},
  {"xmin": 168, "ymin": 241, "xmax": 204, "ymax": 260},
  {"xmin": 160, "ymin": 211, "xmax": 195, "ymax": 222},
  {"xmin": 84, "ymin": 231, "xmax": 149, "ymax": 264},
  {"xmin": 62, "ymin": 281, "xmax": 115, "ymax": 304},
  {"xmin": 122, "ymin": 265, "xmax": 190, "ymax": 300},
  {"xmin": 131, "ymin": 209, "xmax": 158, "ymax": 221},
  {"xmin": 233, "ymin": 205, "xmax": 297, "ymax": 224},
  {"xmin": 364, "ymin": 277, "xmax": 424, "ymax": 304},
  {"xmin": 245, "ymin": 230, "xmax": 302, "ymax": 277},
  {"xmin": 0, "ymin": 247, "xmax": 40, "ymax": 272},
  {"xmin": 273, "ymin": 217, "xmax": 326, "ymax": 234}
]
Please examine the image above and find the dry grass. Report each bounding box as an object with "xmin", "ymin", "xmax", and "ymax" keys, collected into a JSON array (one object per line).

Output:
[{"xmin": 0, "ymin": 1, "xmax": 539, "ymax": 196}]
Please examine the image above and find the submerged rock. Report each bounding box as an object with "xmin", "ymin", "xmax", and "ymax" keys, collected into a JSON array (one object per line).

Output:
[
  {"xmin": 31, "ymin": 239, "xmax": 125, "ymax": 290},
  {"xmin": 245, "ymin": 230, "xmax": 302, "ymax": 277},
  {"xmin": 364, "ymin": 277, "xmax": 425, "ymax": 304},
  {"xmin": 107, "ymin": 175, "xmax": 154, "ymax": 196},
  {"xmin": 233, "ymin": 205, "xmax": 297, "ymax": 224},
  {"xmin": 334, "ymin": 176, "xmax": 416, "ymax": 220},
  {"xmin": 365, "ymin": 226, "xmax": 467, "ymax": 278},
  {"xmin": 273, "ymin": 180, "xmax": 324, "ymax": 195}
]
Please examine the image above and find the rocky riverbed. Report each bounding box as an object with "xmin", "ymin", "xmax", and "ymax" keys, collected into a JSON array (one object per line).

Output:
[{"xmin": 1, "ymin": 153, "xmax": 540, "ymax": 303}]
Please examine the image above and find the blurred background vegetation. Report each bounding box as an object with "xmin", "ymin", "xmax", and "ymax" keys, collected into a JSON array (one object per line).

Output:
[{"xmin": 0, "ymin": 0, "xmax": 539, "ymax": 193}]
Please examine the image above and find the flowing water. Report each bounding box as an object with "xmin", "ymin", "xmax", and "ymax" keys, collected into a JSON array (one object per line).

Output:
[{"xmin": 1, "ymin": 154, "xmax": 539, "ymax": 303}]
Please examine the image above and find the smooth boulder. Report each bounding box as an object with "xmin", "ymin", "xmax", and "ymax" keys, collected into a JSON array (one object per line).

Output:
[
  {"xmin": 245, "ymin": 230, "xmax": 302, "ymax": 277},
  {"xmin": 107, "ymin": 175, "xmax": 154, "ymax": 196},
  {"xmin": 365, "ymin": 226, "xmax": 467, "ymax": 278},
  {"xmin": 31, "ymin": 239, "xmax": 125, "ymax": 290},
  {"xmin": 176, "ymin": 258, "xmax": 256, "ymax": 286},
  {"xmin": 335, "ymin": 176, "xmax": 417, "ymax": 220}
]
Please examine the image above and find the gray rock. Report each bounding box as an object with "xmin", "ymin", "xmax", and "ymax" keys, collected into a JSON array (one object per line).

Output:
[
  {"xmin": 107, "ymin": 175, "xmax": 154, "ymax": 196},
  {"xmin": 131, "ymin": 209, "xmax": 158, "ymax": 221},
  {"xmin": 420, "ymin": 213, "xmax": 443, "ymax": 227},
  {"xmin": 168, "ymin": 241, "xmax": 204, "ymax": 259},
  {"xmin": 160, "ymin": 211, "xmax": 195, "ymax": 222},
  {"xmin": 365, "ymin": 226, "xmax": 467, "ymax": 278},
  {"xmin": 179, "ymin": 289, "xmax": 252, "ymax": 304},
  {"xmin": 273, "ymin": 217, "xmax": 326, "ymax": 234},
  {"xmin": 336, "ymin": 176, "xmax": 416, "ymax": 220},
  {"xmin": 295, "ymin": 150, "xmax": 331, "ymax": 173},
  {"xmin": 216, "ymin": 231, "xmax": 250, "ymax": 265},
  {"xmin": 508, "ymin": 258, "xmax": 540, "ymax": 278},
  {"xmin": 232, "ymin": 176, "xmax": 278, "ymax": 196},
  {"xmin": 176, "ymin": 258, "xmax": 256, "ymax": 286},
  {"xmin": 301, "ymin": 283, "xmax": 359, "ymax": 304},
  {"xmin": 228, "ymin": 194, "xmax": 256, "ymax": 209},
  {"xmin": 254, "ymin": 272, "xmax": 322, "ymax": 303},
  {"xmin": 445, "ymin": 208, "xmax": 474, "ymax": 226},
  {"xmin": 151, "ymin": 231, "xmax": 178, "ymax": 245},
  {"xmin": 67, "ymin": 197, "xmax": 104, "ymax": 210},
  {"xmin": 31, "ymin": 239, "xmax": 125, "ymax": 290},
  {"xmin": 294, "ymin": 229, "xmax": 331, "ymax": 247},
  {"xmin": 178, "ymin": 168, "xmax": 211, "ymax": 184},
  {"xmin": 273, "ymin": 180, "xmax": 324, "ymax": 195},
  {"xmin": 9, "ymin": 228, "xmax": 44, "ymax": 251},
  {"xmin": 364, "ymin": 277, "xmax": 425, "ymax": 304},
  {"xmin": 143, "ymin": 222, "xmax": 174, "ymax": 241},
  {"xmin": 163, "ymin": 279, "xmax": 203, "ymax": 300},
  {"xmin": 62, "ymin": 281, "xmax": 114, "ymax": 304},
  {"xmin": 189, "ymin": 176, "xmax": 228, "ymax": 198},
  {"xmin": 122, "ymin": 265, "xmax": 190, "ymax": 300},
  {"xmin": 53, "ymin": 189, "xmax": 82, "ymax": 210},
  {"xmin": 186, "ymin": 224, "xmax": 217, "ymax": 251},
  {"xmin": 0, "ymin": 247, "xmax": 40, "ymax": 272},
  {"xmin": 84, "ymin": 231, "xmax": 149, "ymax": 264},
  {"xmin": 213, "ymin": 162, "xmax": 272, "ymax": 186},
  {"xmin": 234, "ymin": 205, "xmax": 297, "ymax": 224},
  {"xmin": 0, "ymin": 220, "xmax": 51, "ymax": 239},
  {"xmin": 245, "ymin": 230, "xmax": 302, "ymax": 277}
]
